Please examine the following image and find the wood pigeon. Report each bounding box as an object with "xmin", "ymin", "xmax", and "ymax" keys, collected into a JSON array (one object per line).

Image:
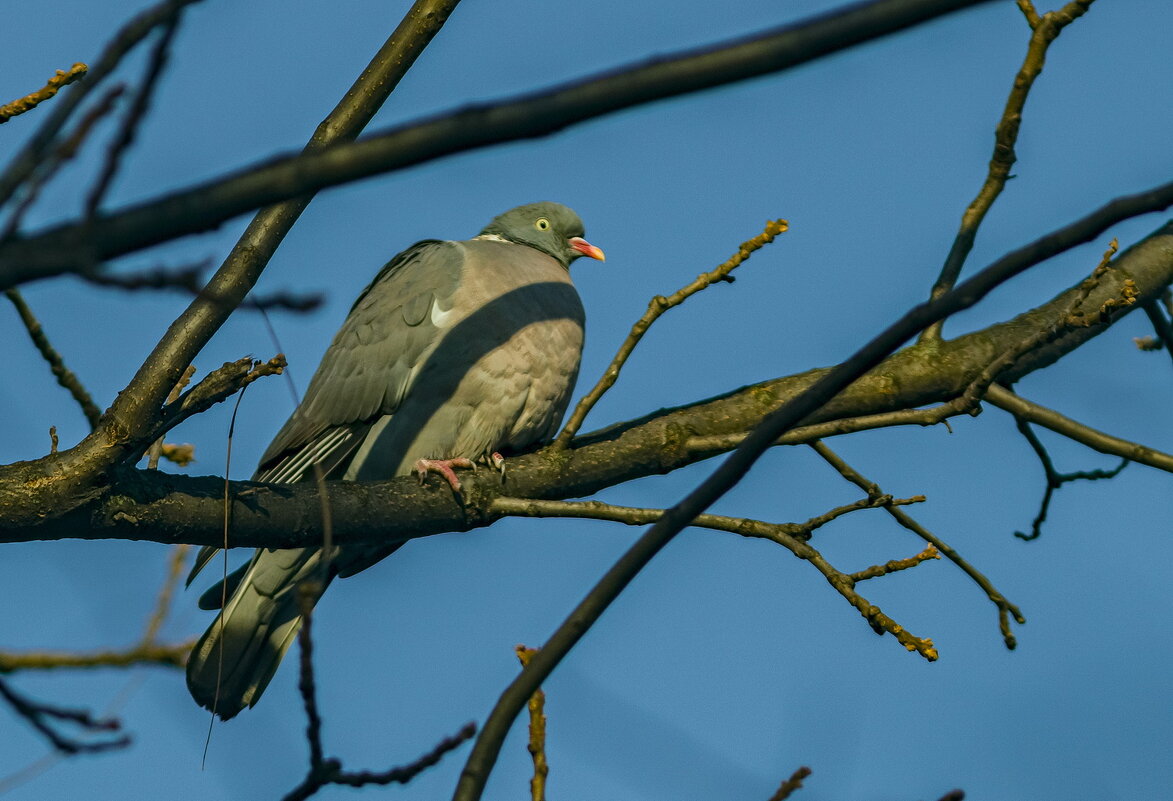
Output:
[{"xmin": 185, "ymin": 202, "xmax": 604, "ymax": 719}]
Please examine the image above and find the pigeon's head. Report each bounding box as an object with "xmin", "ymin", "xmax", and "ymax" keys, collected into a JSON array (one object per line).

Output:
[{"xmin": 480, "ymin": 202, "xmax": 605, "ymax": 269}]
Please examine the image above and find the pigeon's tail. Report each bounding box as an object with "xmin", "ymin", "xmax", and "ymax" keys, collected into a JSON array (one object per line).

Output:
[{"xmin": 186, "ymin": 547, "xmax": 332, "ymax": 720}]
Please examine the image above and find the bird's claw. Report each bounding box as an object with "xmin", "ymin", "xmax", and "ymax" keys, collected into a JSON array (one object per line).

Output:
[
  {"xmin": 489, "ymin": 451, "xmax": 506, "ymax": 477},
  {"xmin": 414, "ymin": 457, "xmax": 476, "ymax": 493}
]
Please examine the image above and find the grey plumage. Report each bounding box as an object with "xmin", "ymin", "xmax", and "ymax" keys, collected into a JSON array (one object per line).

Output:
[{"xmin": 186, "ymin": 202, "xmax": 602, "ymax": 718}]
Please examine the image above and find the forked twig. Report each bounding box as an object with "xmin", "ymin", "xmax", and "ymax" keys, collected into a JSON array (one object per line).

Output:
[
  {"xmin": 551, "ymin": 218, "xmax": 788, "ymax": 450},
  {"xmin": 809, "ymin": 440, "xmax": 1025, "ymax": 649},
  {"xmin": 554, "ymin": 218, "xmax": 787, "ymax": 448},
  {"xmin": 921, "ymin": 0, "xmax": 1097, "ymax": 340}
]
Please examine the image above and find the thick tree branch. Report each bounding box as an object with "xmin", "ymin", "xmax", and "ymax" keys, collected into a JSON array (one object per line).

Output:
[
  {"xmin": 0, "ymin": 0, "xmax": 1000, "ymax": 289},
  {"xmin": 3, "ymin": 0, "xmax": 461, "ymax": 510},
  {"xmin": 1, "ymin": 220, "xmax": 1169, "ymax": 545}
]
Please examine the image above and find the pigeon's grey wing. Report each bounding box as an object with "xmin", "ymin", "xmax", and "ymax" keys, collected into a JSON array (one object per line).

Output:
[
  {"xmin": 185, "ymin": 239, "xmax": 464, "ymax": 588},
  {"xmin": 257, "ymin": 239, "xmax": 460, "ymax": 469}
]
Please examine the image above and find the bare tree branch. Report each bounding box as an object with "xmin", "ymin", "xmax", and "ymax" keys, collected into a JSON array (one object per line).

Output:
[
  {"xmin": 921, "ymin": 0, "xmax": 1096, "ymax": 340},
  {"xmin": 810, "ymin": 440, "xmax": 1025, "ymax": 649},
  {"xmin": 555, "ymin": 219, "xmax": 787, "ymax": 447},
  {"xmin": 984, "ymin": 384, "xmax": 1173, "ymax": 472},
  {"xmin": 84, "ymin": 10, "xmax": 184, "ymax": 215},
  {"xmin": 2, "ymin": 219, "xmax": 1169, "ymax": 546},
  {"xmin": 49, "ymin": 0, "xmax": 465, "ymax": 486},
  {"xmin": 0, "ymin": 677, "xmax": 129, "ymax": 754},
  {"xmin": 4, "ymin": 288, "xmax": 103, "ymax": 428},
  {"xmin": 0, "ymin": 0, "xmax": 1003, "ymax": 289},
  {"xmin": 0, "ymin": 64, "xmax": 88, "ymax": 124},
  {"xmin": 1142, "ymin": 300, "xmax": 1173, "ymax": 363},
  {"xmin": 0, "ymin": 0, "xmax": 204, "ymax": 208},
  {"xmin": 279, "ymin": 584, "xmax": 476, "ymax": 801},
  {"xmin": 768, "ymin": 766, "xmax": 813, "ymax": 801},
  {"xmin": 453, "ymin": 199, "xmax": 1171, "ymax": 801},
  {"xmin": 1004, "ymin": 407, "xmax": 1128, "ymax": 541},
  {"xmin": 515, "ymin": 646, "xmax": 548, "ymax": 801}
]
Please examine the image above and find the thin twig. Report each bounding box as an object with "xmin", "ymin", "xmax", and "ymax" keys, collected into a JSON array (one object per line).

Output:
[
  {"xmin": 809, "ymin": 440, "xmax": 1025, "ymax": 649},
  {"xmin": 491, "ymin": 496, "xmax": 938, "ymax": 659},
  {"xmin": 555, "ymin": 219, "xmax": 787, "ymax": 448},
  {"xmin": 0, "ymin": 642, "xmax": 191, "ymax": 672},
  {"xmin": 0, "ymin": 543, "xmax": 195, "ymax": 673},
  {"xmin": 0, "ymin": 677, "xmax": 128, "ymax": 754},
  {"xmin": 142, "ymin": 545, "xmax": 192, "ymax": 643},
  {"xmin": 849, "ymin": 544, "xmax": 940, "ymax": 582},
  {"xmin": 4, "ymin": 289, "xmax": 102, "ymax": 428},
  {"xmin": 768, "ymin": 766, "xmax": 813, "ymax": 801},
  {"xmin": 1, "ymin": 84, "xmax": 126, "ymax": 246},
  {"xmin": 1142, "ymin": 301, "xmax": 1173, "ymax": 364},
  {"xmin": 921, "ymin": 0, "xmax": 1096, "ymax": 340},
  {"xmin": 0, "ymin": 0, "xmax": 205, "ymax": 208},
  {"xmin": 515, "ymin": 646, "xmax": 548, "ymax": 801},
  {"xmin": 296, "ymin": 584, "xmax": 327, "ymax": 769},
  {"xmin": 687, "ymin": 400, "xmax": 976, "ymax": 454},
  {"xmin": 86, "ymin": 12, "xmax": 184, "ymax": 215},
  {"xmin": 281, "ymin": 594, "xmax": 475, "ymax": 801},
  {"xmin": 147, "ymin": 364, "xmax": 195, "ymax": 469},
  {"xmin": 0, "ymin": 64, "xmax": 88, "ymax": 123},
  {"xmin": 82, "ymin": 259, "xmax": 208, "ymax": 293},
  {"xmin": 985, "ymin": 384, "xmax": 1173, "ymax": 473}
]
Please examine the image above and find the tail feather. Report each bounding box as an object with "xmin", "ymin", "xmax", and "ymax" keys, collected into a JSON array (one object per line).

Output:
[{"xmin": 186, "ymin": 547, "xmax": 331, "ymax": 719}]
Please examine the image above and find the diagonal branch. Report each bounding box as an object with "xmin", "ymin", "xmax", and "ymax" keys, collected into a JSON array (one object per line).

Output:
[
  {"xmin": 0, "ymin": 64, "xmax": 88, "ymax": 124},
  {"xmin": 454, "ymin": 176, "xmax": 1131, "ymax": 799},
  {"xmin": 58, "ymin": 0, "xmax": 464, "ymax": 478},
  {"xmin": 1142, "ymin": 300, "xmax": 1173, "ymax": 365},
  {"xmin": 921, "ymin": 0, "xmax": 1096, "ymax": 340},
  {"xmin": 85, "ymin": 10, "xmax": 185, "ymax": 215},
  {"xmin": 984, "ymin": 384, "xmax": 1173, "ymax": 473},
  {"xmin": 0, "ymin": 0, "xmax": 1001, "ymax": 289},
  {"xmin": 4, "ymin": 288, "xmax": 102, "ymax": 428}
]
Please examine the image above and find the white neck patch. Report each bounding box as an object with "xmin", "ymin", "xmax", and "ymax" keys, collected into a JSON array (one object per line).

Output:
[{"xmin": 473, "ymin": 233, "xmax": 509, "ymax": 243}]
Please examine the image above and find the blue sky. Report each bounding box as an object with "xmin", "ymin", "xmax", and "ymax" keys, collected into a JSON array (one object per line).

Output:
[{"xmin": 2, "ymin": 1, "xmax": 1171, "ymax": 799}]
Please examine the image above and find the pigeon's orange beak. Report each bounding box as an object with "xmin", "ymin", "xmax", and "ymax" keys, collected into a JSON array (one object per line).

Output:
[{"xmin": 568, "ymin": 236, "xmax": 605, "ymax": 262}]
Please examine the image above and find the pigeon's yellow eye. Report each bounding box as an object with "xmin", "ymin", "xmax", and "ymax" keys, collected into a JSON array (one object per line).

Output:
[{"xmin": 535, "ymin": 218, "xmax": 550, "ymax": 231}]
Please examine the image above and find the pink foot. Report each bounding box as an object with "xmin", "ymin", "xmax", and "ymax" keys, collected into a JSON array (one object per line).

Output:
[{"xmin": 414, "ymin": 457, "xmax": 476, "ymax": 492}]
